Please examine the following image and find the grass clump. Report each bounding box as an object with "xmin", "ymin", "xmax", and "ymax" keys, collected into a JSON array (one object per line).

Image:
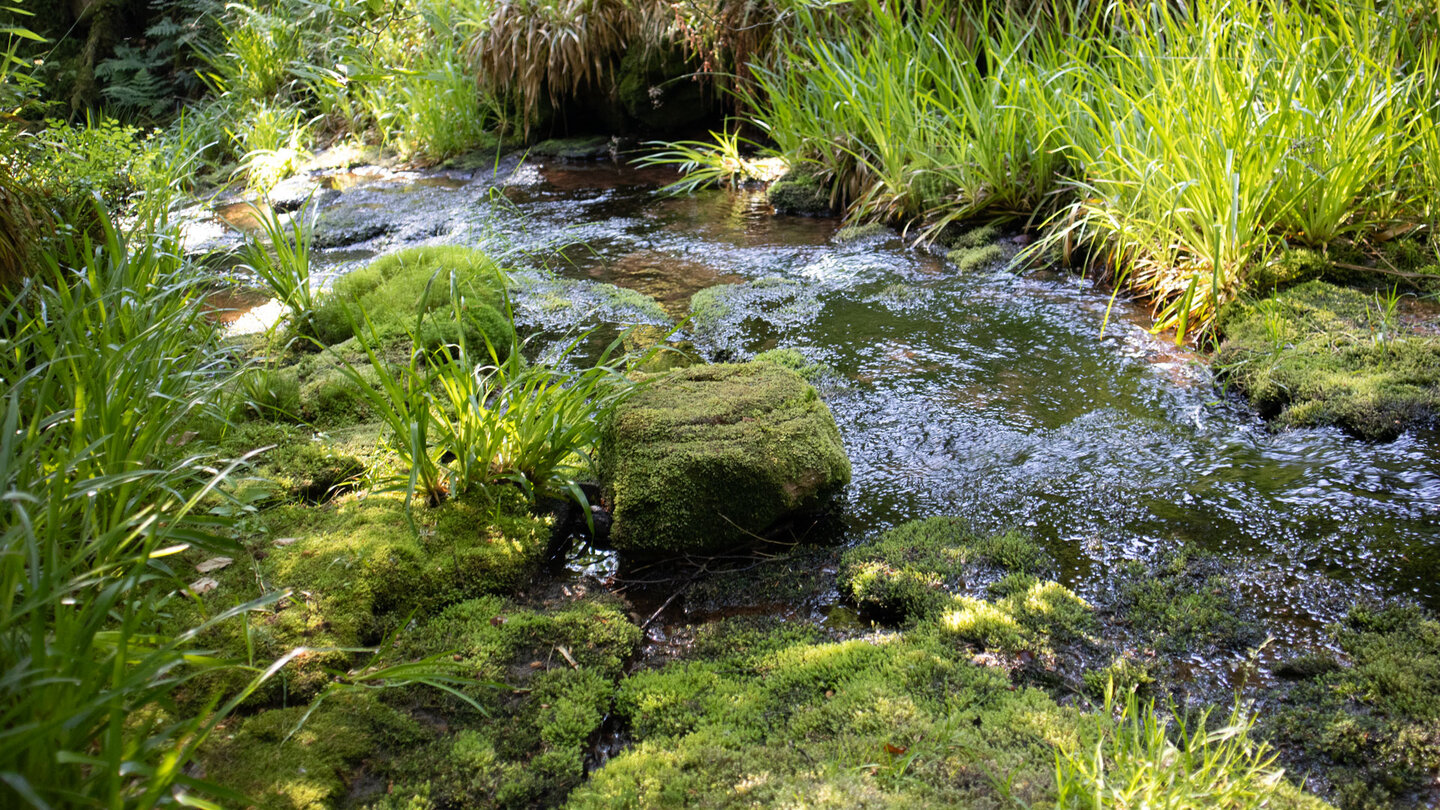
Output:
[
  {"xmin": 1265, "ymin": 604, "xmax": 1440, "ymax": 809},
  {"xmin": 1216, "ymin": 281, "xmax": 1440, "ymax": 439},
  {"xmin": 1057, "ymin": 687, "xmax": 1323, "ymax": 810},
  {"xmin": 311, "ymin": 246, "xmax": 515, "ymax": 356},
  {"xmin": 838, "ymin": 517, "xmax": 1053, "ymax": 620}
]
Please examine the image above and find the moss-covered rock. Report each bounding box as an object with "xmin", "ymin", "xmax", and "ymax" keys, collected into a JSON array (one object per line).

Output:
[
  {"xmin": 838, "ymin": 517, "xmax": 1053, "ymax": 621},
  {"xmin": 600, "ymin": 362, "xmax": 850, "ymax": 556},
  {"xmin": 768, "ymin": 169, "xmax": 833, "ymax": 216},
  {"xmin": 1215, "ymin": 280, "xmax": 1440, "ymax": 439},
  {"xmin": 835, "ymin": 222, "xmax": 890, "ymax": 242},
  {"xmin": 946, "ymin": 242, "xmax": 1007, "ymax": 272},
  {"xmin": 311, "ymin": 246, "xmax": 515, "ymax": 357}
]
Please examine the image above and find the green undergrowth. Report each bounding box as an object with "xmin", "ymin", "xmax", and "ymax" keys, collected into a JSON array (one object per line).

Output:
[
  {"xmin": 1216, "ymin": 281, "xmax": 1440, "ymax": 440},
  {"xmin": 310, "ymin": 246, "xmax": 515, "ymax": 356},
  {"xmin": 1264, "ymin": 604, "xmax": 1440, "ymax": 810}
]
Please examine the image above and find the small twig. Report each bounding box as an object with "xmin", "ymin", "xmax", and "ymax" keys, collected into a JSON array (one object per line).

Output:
[{"xmin": 639, "ymin": 580, "xmax": 695, "ymax": 631}]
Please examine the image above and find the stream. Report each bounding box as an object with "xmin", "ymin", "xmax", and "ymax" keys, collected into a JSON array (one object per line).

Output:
[{"xmin": 209, "ymin": 156, "xmax": 1440, "ymax": 672}]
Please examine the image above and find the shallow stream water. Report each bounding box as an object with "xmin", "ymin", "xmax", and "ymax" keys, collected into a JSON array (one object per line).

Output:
[{"xmin": 220, "ymin": 157, "xmax": 1440, "ymax": 663}]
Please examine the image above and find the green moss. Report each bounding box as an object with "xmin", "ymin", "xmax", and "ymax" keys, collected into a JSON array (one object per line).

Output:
[
  {"xmin": 577, "ymin": 631, "xmax": 1088, "ymax": 809},
  {"xmin": 297, "ymin": 361, "xmax": 377, "ymax": 427},
  {"xmin": 752, "ymin": 347, "xmax": 834, "ymax": 382},
  {"xmin": 1081, "ymin": 654, "xmax": 1158, "ymax": 699},
  {"xmin": 948, "ymin": 224, "xmax": 1003, "ymax": 249},
  {"xmin": 768, "ymin": 169, "xmax": 832, "ymax": 216},
  {"xmin": 266, "ymin": 441, "xmax": 365, "ymax": 503},
  {"xmin": 599, "ymin": 362, "xmax": 851, "ymax": 556},
  {"xmin": 946, "ymin": 243, "xmax": 1007, "ymax": 272},
  {"xmin": 932, "ymin": 580, "xmax": 1094, "ymax": 654},
  {"xmin": 835, "ymin": 222, "xmax": 889, "ymax": 242},
  {"xmin": 385, "ymin": 595, "xmax": 642, "ymax": 808},
  {"xmin": 1215, "ymin": 280, "xmax": 1440, "ymax": 440},
  {"xmin": 311, "ymin": 246, "xmax": 516, "ymax": 358},
  {"xmin": 1112, "ymin": 552, "xmax": 1263, "ymax": 654},
  {"xmin": 838, "ymin": 517, "xmax": 1053, "ymax": 621},
  {"xmin": 1264, "ymin": 604, "xmax": 1440, "ymax": 809},
  {"xmin": 202, "ymin": 693, "xmax": 423, "ymax": 810},
  {"xmin": 1248, "ymin": 247, "xmax": 1331, "ymax": 291}
]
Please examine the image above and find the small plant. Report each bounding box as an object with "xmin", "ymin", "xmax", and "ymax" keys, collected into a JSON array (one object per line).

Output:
[
  {"xmin": 637, "ymin": 130, "xmax": 781, "ymax": 195},
  {"xmin": 238, "ymin": 200, "xmax": 319, "ymax": 336},
  {"xmin": 1368, "ymin": 284, "xmax": 1403, "ymax": 346}
]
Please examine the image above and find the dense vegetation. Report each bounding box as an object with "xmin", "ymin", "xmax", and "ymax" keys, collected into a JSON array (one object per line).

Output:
[{"xmin": 2, "ymin": 0, "xmax": 1439, "ymax": 808}]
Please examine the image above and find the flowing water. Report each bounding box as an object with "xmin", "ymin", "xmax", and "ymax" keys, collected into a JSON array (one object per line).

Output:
[{"xmin": 220, "ymin": 157, "xmax": 1440, "ymax": 659}]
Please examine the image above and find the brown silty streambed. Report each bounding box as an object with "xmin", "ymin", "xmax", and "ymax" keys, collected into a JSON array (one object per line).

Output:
[{"xmin": 201, "ymin": 154, "xmax": 1440, "ymax": 692}]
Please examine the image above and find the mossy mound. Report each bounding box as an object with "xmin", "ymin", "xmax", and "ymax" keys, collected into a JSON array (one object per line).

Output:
[
  {"xmin": 200, "ymin": 693, "xmax": 423, "ymax": 810},
  {"xmin": 380, "ymin": 594, "xmax": 642, "ymax": 808},
  {"xmin": 599, "ymin": 362, "xmax": 851, "ymax": 556},
  {"xmin": 571, "ymin": 628, "xmax": 1083, "ymax": 809},
  {"xmin": 1216, "ymin": 280, "xmax": 1440, "ymax": 439},
  {"xmin": 946, "ymin": 242, "xmax": 1007, "ymax": 272},
  {"xmin": 311, "ymin": 246, "xmax": 515, "ymax": 357},
  {"xmin": 838, "ymin": 517, "xmax": 1053, "ymax": 621},
  {"xmin": 1265, "ymin": 604, "xmax": 1440, "ymax": 810},
  {"xmin": 570, "ymin": 617, "xmax": 1319, "ymax": 809},
  {"xmin": 265, "ymin": 440, "xmax": 364, "ymax": 503},
  {"xmin": 835, "ymin": 222, "xmax": 890, "ymax": 242},
  {"xmin": 175, "ymin": 490, "xmax": 549, "ymax": 705},
  {"xmin": 768, "ymin": 169, "xmax": 833, "ymax": 216}
]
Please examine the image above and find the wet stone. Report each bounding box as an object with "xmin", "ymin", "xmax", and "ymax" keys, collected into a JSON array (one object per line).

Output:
[{"xmin": 600, "ymin": 362, "xmax": 851, "ymax": 557}]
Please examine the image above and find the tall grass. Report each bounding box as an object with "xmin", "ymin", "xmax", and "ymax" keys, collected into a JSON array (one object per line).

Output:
[
  {"xmin": 1056, "ymin": 686, "xmax": 1288, "ymax": 809},
  {"xmin": 0, "ymin": 211, "xmax": 262, "ymax": 806},
  {"xmin": 238, "ymin": 200, "xmax": 318, "ymax": 334},
  {"xmin": 739, "ymin": 0, "xmax": 1440, "ymax": 339}
]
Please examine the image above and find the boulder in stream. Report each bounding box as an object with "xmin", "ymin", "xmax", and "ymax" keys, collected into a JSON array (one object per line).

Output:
[{"xmin": 600, "ymin": 362, "xmax": 851, "ymax": 556}]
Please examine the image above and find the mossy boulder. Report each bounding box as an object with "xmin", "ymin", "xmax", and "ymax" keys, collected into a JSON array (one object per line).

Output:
[
  {"xmin": 767, "ymin": 168, "xmax": 833, "ymax": 216},
  {"xmin": 530, "ymin": 135, "xmax": 612, "ymax": 160},
  {"xmin": 614, "ymin": 45, "xmax": 710, "ymax": 133},
  {"xmin": 311, "ymin": 246, "xmax": 515, "ymax": 357},
  {"xmin": 1215, "ymin": 280, "xmax": 1440, "ymax": 440},
  {"xmin": 600, "ymin": 362, "xmax": 851, "ymax": 556},
  {"xmin": 311, "ymin": 204, "xmax": 396, "ymax": 249}
]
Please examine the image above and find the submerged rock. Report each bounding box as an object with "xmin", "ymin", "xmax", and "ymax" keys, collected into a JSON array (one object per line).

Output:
[
  {"xmin": 767, "ymin": 169, "xmax": 833, "ymax": 216},
  {"xmin": 600, "ymin": 362, "xmax": 851, "ymax": 557},
  {"xmin": 311, "ymin": 203, "xmax": 397, "ymax": 248},
  {"xmin": 531, "ymin": 135, "xmax": 614, "ymax": 161}
]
